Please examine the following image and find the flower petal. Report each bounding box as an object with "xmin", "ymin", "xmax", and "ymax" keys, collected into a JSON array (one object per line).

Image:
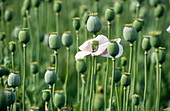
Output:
[
  {"xmin": 75, "ymin": 51, "xmax": 91, "ymax": 60},
  {"xmin": 115, "ymin": 42, "xmax": 123, "ymax": 58},
  {"xmin": 93, "ymin": 42, "xmax": 110, "ymax": 56},
  {"xmin": 101, "ymin": 49, "xmax": 112, "ymax": 58},
  {"xmin": 93, "ymin": 35, "xmax": 109, "ymax": 44},
  {"xmin": 166, "ymin": 26, "xmax": 170, "ymax": 33},
  {"xmin": 79, "ymin": 40, "xmax": 92, "ymax": 51}
]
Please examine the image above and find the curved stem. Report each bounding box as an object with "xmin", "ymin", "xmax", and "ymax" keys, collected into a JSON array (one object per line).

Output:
[
  {"xmin": 109, "ymin": 58, "xmax": 115, "ymax": 111},
  {"xmin": 22, "ymin": 44, "xmax": 26, "ymax": 110}
]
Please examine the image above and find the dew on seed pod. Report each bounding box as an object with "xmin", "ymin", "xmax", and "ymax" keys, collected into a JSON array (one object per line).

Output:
[
  {"xmin": 49, "ymin": 32, "xmax": 62, "ymax": 51},
  {"xmin": 18, "ymin": 28, "xmax": 30, "ymax": 44},
  {"xmin": 121, "ymin": 72, "xmax": 131, "ymax": 87},
  {"xmin": 72, "ymin": 17, "xmax": 81, "ymax": 30},
  {"xmin": 54, "ymin": 90, "xmax": 65, "ymax": 109},
  {"xmin": 76, "ymin": 59, "xmax": 87, "ymax": 74},
  {"xmin": 42, "ymin": 89, "xmax": 51, "ymax": 102},
  {"xmin": 4, "ymin": 88, "xmax": 15, "ymax": 106},
  {"xmin": 8, "ymin": 71, "xmax": 20, "ymax": 88},
  {"xmin": 142, "ymin": 35, "xmax": 151, "ymax": 51},
  {"xmin": 94, "ymin": 94, "xmax": 104, "ymax": 110},
  {"xmin": 107, "ymin": 39, "xmax": 119, "ymax": 57},
  {"xmin": 105, "ymin": 8, "xmax": 115, "ymax": 22},
  {"xmin": 53, "ymin": 0, "xmax": 62, "ymax": 13},
  {"xmin": 123, "ymin": 24, "xmax": 138, "ymax": 43},
  {"xmin": 44, "ymin": 67, "xmax": 57, "ymax": 86},
  {"xmin": 61, "ymin": 31, "xmax": 73, "ymax": 47},
  {"xmin": 149, "ymin": 30, "xmax": 162, "ymax": 48},
  {"xmin": 132, "ymin": 94, "xmax": 140, "ymax": 106},
  {"xmin": 30, "ymin": 62, "xmax": 39, "ymax": 74},
  {"xmin": 87, "ymin": 13, "xmax": 102, "ymax": 34}
]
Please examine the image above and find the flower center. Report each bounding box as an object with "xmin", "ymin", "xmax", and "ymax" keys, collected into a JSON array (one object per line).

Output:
[{"xmin": 91, "ymin": 40, "xmax": 99, "ymax": 52}]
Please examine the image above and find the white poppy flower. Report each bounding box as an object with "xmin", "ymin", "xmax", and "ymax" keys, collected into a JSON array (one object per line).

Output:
[
  {"xmin": 166, "ymin": 26, "xmax": 170, "ymax": 33},
  {"xmin": 75, "ymin": 35, "xmax": 123, "ymax": 60}
]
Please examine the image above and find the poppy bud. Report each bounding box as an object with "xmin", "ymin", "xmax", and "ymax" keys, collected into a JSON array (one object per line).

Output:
[
  {"xmin": 54, "ymin": 90, "xmax": 65, "ymax": 108},
  {"xmin": 76, "ymin": 59, "xmax": 87, "ymax": 73},
  {"xmin": 154, "ymin": 4, "xmax": 165, "ymax": 18},
  {"xmin": 5, "ymin": 9, "xmax": 13, "ymax": 22},
  {"xmin": 72, "ymin": 17, "xmax": 81, "ymax": 30},
  {"xmin": 87, "ymin": 13, "xmax": 102, "ymax": 34},
  {"xmin": 32, "ymin": 0, "xmax": 41, "ymax": 7},
  {"xmin": 0, "ymin": 90, "xmax": 7, "ymax": 109},
  {"xmin": 114, "ymin": 68, "xmax": 122, "ymax": 83},
  {"xmin": 133, "ymin": 19, "xmax": 144, "ymax": 32},
  {"xmin": 150, "ymin": 31, "xmax": 161, "ymax": 48},
  {"xmin": 121, "ymin": 73, "xmax": 131, "ymax": 87},
  {"xmin": 142, "ymin": 36, "xmax": 151, "ymax": 51},
  {"xmin": 4, "ymin": 88, "xmax": 15, "ymax": 106},
  {"xmin": 30, "ymin": 62, "xmax": 39, "ymax": 74},
  {"xmin": 158, "ymin": 47, "xmax": 166, "ymax": 64},
  {"xmin": 18, "ymin": 28, "xmax": 30, "ymax": 44},
  {"xmin": 44, "ymin": 67, "xmax": 57, "ymax": 86},
  {"xmin": 123, "ymin": 24, "xmax": 138, "ymax": 43},
  {"xmin": 61, "ymin": 107, "xmax": 73, "ymax": 111},
  {"xmin": 13, "ymin": 26, "xmax": 22, "ymax": 39},
  {"xmin": 149, "ymin": 0, "xmax": 160, "ymax": 7},
  {"xmin": 53, "ymin": 0, "xmax": 62, "ymax": 13},
  {"xmin": 8, "ymin": 71, "xmax": 20, "ymax": 88},
  {"xmin": 114, "ymin": 1, "xmax": 123, "ymax": 14},
  {"xmin": 94, "ymin": 94, "xmax": 104, "ymax": 110},
  {"xmin": 83, "ymin": 12, "xmax": 89, "ymax": 25},
  {"xmin": 23, "ymin": 0, "xmax": 31, "ymax": 10},
  {"xmin": 0, "ymin": 32, "xmax": 6, "ymax": 41},
  {"xmin": 49, "ymin": 32, "xmax": 62, "ymax": 51},
  {"xmin": 42, "ymin": 89, "xmax": 51, "ymax": 102},
  {"xmin": 9, "ymin": 41, "xmax": 16, "ymax": 52},
  {"xmin": 121, "ymin": 57, "xmax": 127, "ymax": 66},
  {"xmin": 107, "ymin": 40, "xmax": 119, "ymax": 57},
  {"xmin": 132, "ymin": 94, "xmax": 140, "ymax": 106},
  {"xmin": 30, "ymin": 106, "xmax": 39, "ymax": 111},
  {"xmin": 62, "ymin": 31, "xmax": 73, "ymax": 47},
  {"xmin": 105, "ymin": 8, "xmax": 115, "ymax": 22}
]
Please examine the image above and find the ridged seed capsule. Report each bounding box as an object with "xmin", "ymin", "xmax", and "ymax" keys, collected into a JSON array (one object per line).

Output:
[
  {"xmin": 5, "ymin": 9, "xmax": 13, "ymax": 22},
  {"xmin": 142, "ymin": 35, "xmax": 151, "ymax": 51},
  {"xmin": 133, "ymin": 19, "xmax": 144, "ymax": 32},
  {"xmin": 114, "ymin": 68, "xmax": 122, "ymax": 83},
  {"xmin": 107, "ymin": 39, "xmax": 119, "ymax": 57},
  {"xmin": 44, "ymin": 67, "xmax": 57, "ymax": 86},
  {"xmin": 8, "ymin": 71, "xmax": 20, "ymax": 88},
  {"xmin": 105, "ymin": 8, "xmax": 115, "ymax": 22},
  {"xmin": 49, "ymin": 32, "xmax": 62, "ymax": 51},
  {"xmin": 42, "ymin": 89, "xmax": 51, "ymax": 102},
  {"xmin": 114, "ymin": 1, "xmax": 123, "ymax": 14},
  {"xmin": 76, "ymin": 59, "xmax": 87, "ymax": 73},
  {"xmin": 30, "ymin": 62, "xmax": 39, "ymax": 74},
  {"xmin": 62, "ymin": 31, "xmax": 73, "ymax": 47},
  {"xmin": 149, "ymin": 30, "xmax": 162, "ymax": 48},
  {"xmin": 18, "ymin": 28, "xmax": 30, "ymax": 44},
  {"xmin": 30, "ymin": 106, "xmax": 39, "ymax": 111},
  {"xmin": 0, "ymin": 32, "xmax": 6, "ymax": 41},
  {"xmin": 9, "ymin": 41, "xmax": 16, "ymax": 52},
  {"xmin": 154, "ymin": 4, "xmax": 165, "ymax": 18},
  {"xmin": 121, "ymin": 73, "xmax": 131, "ymax": 87},
  {"xmin": 53, "ymin": 0, "xmax": 62, "ymax": 13},
  {"xmin": 0, "ymin": 90, "xmax": 7, "ymax": 109},
  {"xmin": 54, "ymin": 90, "xmax": 65, "ymax": 109},
  {"xmin": 72, "ymin": 17, "xmax": 81, "ymax": 30},
  {"xmin": 158, "ymin": 47, "xmax": 166, "ymax": 64},
  {"xmin": 121, "ymin": 57, "xmax": 127, "ymax": 66}
]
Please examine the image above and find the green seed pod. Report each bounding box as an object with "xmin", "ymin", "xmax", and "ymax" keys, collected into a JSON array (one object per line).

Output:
[
  {"xmin": 9, "ymin": 41, "xmax": 16, "ymax": 52},
  {"xmin": 21, "ymin": 7, "xmax": 27, "ymax": 17},
  {"xmin": 44, "ymin": 33, "xmax": 49, "ymax": 46},
  {"xmin": 72, "ymin": 17, "xmax": 81, "ymax": 30},
  {"xmin": 4, "ymin": 88, "xmax": 15, "ymax": 106},
  {"xmin": 54, "ymin": 90, "xmax": 65, "ymax": 108},
  {"xmin": 132, "ymin": 94, "xmax": 140, "ymax": 106},
  {"xmin": 92, "ymin": 40, "xmax": 99, "ymax": 52},
  {"xmin": 61, "ymin": 107, "xmax": 73, "ymax": 111},
  {"xmin": 142, "ymin": 36, "xmax": 151, "ymax": 51},
  {"xmin": 0, "ymin": 90, "xmax": 7, "ymax": 110},
  {"xmin": 18, "ymin": 28, "xmax": 30, "ymax": 44},
  {"xmin": 50, "ymin": 54, "xmax": 55, "ymax": 64},
  {"xmin": 76, "ymin": 59, "xmax": 87, "ymax": 73},
  {"xmin": 87, "ymin": 13, "xmax": 102, "ymax": 34},
  {"xmin": 49, "ymin": 32, "xmax": 62, "ymax": 51},
  {"xmin": 5, "ymin": 9, "xmax": 13, "ymax": 22},
  {"xmin": 32, "ymin": 0, "xmax": 41, "ymax": 7},
  {"xmin": 149, "ymin": 31, "xmax": 161, "ymax": 48},
  {"xmin": 105, "ymin": 8, "xmax": 115, "ymax": 22},
  {"xmin": 30, "ymin": 62, "xmax": 39, "ymax": 74},
  {"xmin": 107, "ymin": 40, "xmax": 119, "ymax": 57},
  {"xmin": 13, "ymin": 102, "xmax": 21, "ymax": 111},
  {"xmin": 94, "ymin": 94, "xmax": 104, "ymax": 110},
  {"xmin": 44, "ymin": 67, "xmax": 57, "ymax": 86},
  {"xmin": 123, "ymin": 24, "xmax": 138, "ymax": 43},
  {"xmin": 13, "ymin": 25, "xmax": 22, "ymax": 39},
  {"xmin": 8, "ymin": 71, "xmax": 20, "ymax": 88},
  {"xmin": 39, "ymin": 32, "xmax": 44, "ymax": 42},
  {"xmin": 83, "ymin": 12, "xmax": 89, "ymax": 25},
  {"xmin": 121, "ymin": 73, "xmax": 131, "ymax": 87},
  {"xmin": 0, "ymin": 65, "xmax": 6, "ymax": 77},
  {"xmin": 114, "ymin": 1, "xmax": 123, "ymax": 14},
  {"xmin": 158, "ymin": 47, "xmax": 166, "ymax": 64},
  {"xmin": 53, "ymin": 0, "xmax": 62, "ymax": 13},
  {"xmin": 0, "ymin": 32, "xmax": 6, "ymax": 41},
  {"xmin": 30, "ymin": 106, "xmax": 39, "ymax": 111},
  {"xmin": 121, "ymin": 57, "xmax": 127, "ymax": 66},
  {"xmin": 154, "ymin": 4, "xmax": 165, "ymax": 18},
  {"xmin": 114, "ymin": 68, "xmax": 122, "ymax": 83},
  {"xmin": 62, "ymin": 31, "xmax": 73, "ymax": 47},
  {"xmin": 130, "ymin": 1, "xmax": 138, "ymax": 14},
  {"xmin": 133, "ymin": 19, "xmax": 144, "ymax": 32},
  {"xmin": 149, "ymin": 0, "xmax": 160, "ymax": 7},
  {"xmin": 42, "ymin": 89, "xmax": 51, "ymax": 102},
  {"xmin": 23, "ymin": 0, "xmax": 31, "ymax": 10},
  {"xmin": 151, "ymin": 52, "xmax": 156, "ymax": 64}
]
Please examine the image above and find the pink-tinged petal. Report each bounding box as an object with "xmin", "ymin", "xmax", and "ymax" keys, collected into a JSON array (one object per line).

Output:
[
  {"xmin": 115, "ymin": 43, "xmax": 123, "ymax": 58},
  {"xmin": 75, "ymin": 51, "xmax": 91, "ymax": 60},
  {"xmin": 101, "ymin": 49, "xmax": 112, "ymax": 58},
  {"xmin": 166, "ymin": 26, "xmax": 170, "ymax": 33},
  {"xmin": 93, "ymin": 42, "xmax": 110, "ymax": 56},
  {"xmin": 93, "ymin": 35, "xmax": 109, "ymax": 44},
  {"xmin": 115, "ymin": 38, "xmax": 121, "ymax": 43},
  {"xmin": 79, "ymin": 40, "xmax": 92, "ymax": 51}
]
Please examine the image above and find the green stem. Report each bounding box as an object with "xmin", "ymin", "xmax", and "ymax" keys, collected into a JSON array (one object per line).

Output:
[
  {"xmin": 123, "ymin": 87, "xmax": 126, "ymax": 111},
  {"xmin": 64, "ymin": 47, "xmax": 70, "ymax": 106},
  {"xmin": 77, "ymin": 71, "xmax": 80, "ymax": 102},
  {"xmin": 85, "ymin": 26, "xmax": 88, "ymax": 41},
  {"xmin": 80, "ymin": 75, "xmax": 85, "ymax": 111},
  {"xmin": 23, "ymin": 17, "xmax": 27, "ymax": 28},
  {"xmin": 104, "ymin": 58, "xmax": 109, "ymax": 111},
  {"xmin": 109, "ymin": 58, "xmax": 115, "ymax": 111},
  {"xmin": 128, "ymin": 43, "xmax": 133, "ymax": 73},
  {"xmin": 76, "ymin": 30, "xmax": 79, "ymax": 52},
  {"xmin": 143, "ymin": 51, "xmax": 148, "ymax": 111},
  {"xmin": 34, "ymin": 74, "xmax": 37, "ymax": 105},
  {"xmin": 136, "ymin": 3, "xmax": 140, "ymax": 19},
  {"xmin": 45, "ymin": 101, "xmax": 48, "ymax": 111},
  {"xmin": 1, "ymin": 2, "xmax": 4, "ymax": 32},
  {"xmin": 108, "ymin": 21, "xmax": 111, "ymax": 39},
  {"xmin": 95, "ymin": 1, "xmax": 99, "ymax": 13},
  {"xmin": 54, "ymin": 51, "xmax": 58, "ymax": 77},
  {"xmin": 11, "ymin": 52, "xmax": 14, "ymax": 70},
  {"xmin": 155, "ymin": 48, "xmax": 159, "ymax": 111},
  {"xmin": 159, "ymin": 64, "xmax": 162, "ymax": 110},
  {"xmin": 56, "ymin": 13, "xmax": 59, "ymax": 33},
  {"xmin": 115, "ymin": 83, "xmax": 120, "ymax": 111},
  {"xmin": 116, "ymin": 14, "xmax": 120, "ymax": 38},
  {"xmin": 155, "ymin": 18, "xmax": 159, "ymax": 30},
  {"xmin": 22, "ymin": 44, "xmax": 26, "ymax": 110},
  {"xmin": 50, "ymin": 85, "xmax": 54, "ymax": 111}
]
